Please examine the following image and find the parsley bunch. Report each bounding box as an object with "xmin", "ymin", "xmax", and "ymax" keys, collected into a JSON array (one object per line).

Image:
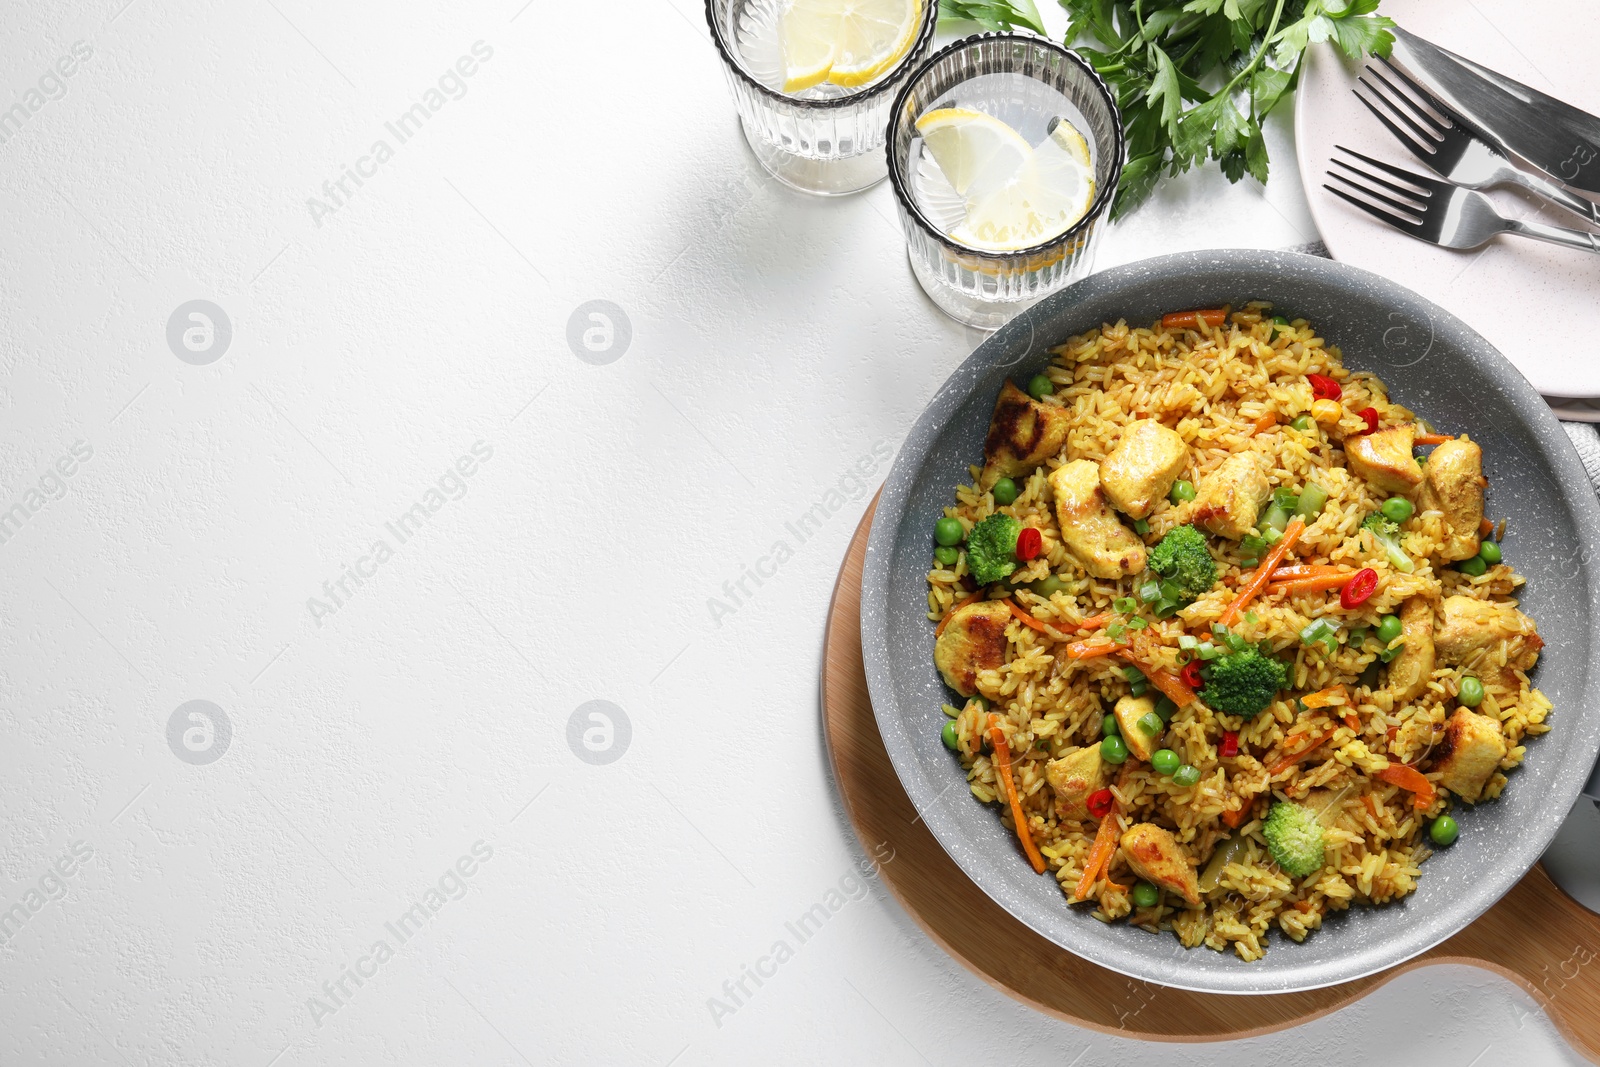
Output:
[{"xmin": 937, "ymin": 0, "xmax": 1395, "ymax": 216}]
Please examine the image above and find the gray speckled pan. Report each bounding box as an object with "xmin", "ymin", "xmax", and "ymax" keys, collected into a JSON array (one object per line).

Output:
[{"xmin": 860, "ymin": 249, "xmax": 1600, "ymax": 994}]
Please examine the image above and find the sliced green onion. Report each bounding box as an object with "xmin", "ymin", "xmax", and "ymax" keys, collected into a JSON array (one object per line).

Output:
[
  {"xmin": 1296, "ymin": 483, "xmax": 1329, "ymax": 519},
  {"xmin": 1127, "ymin": 617, "xmax": 1149, "ymax": 630},
  {"xmin": 1138, "ymin": 581, "xmax": 1162, "ymax": 603},
  {"xmin": 1122, "ymin": 666, "xmax": 1144, "ymax": 683},
  {"xmin": 1261, "ymin": 503, "xmax": 1291, "ymax": 535},
  {"xmin": 1129, "ymin": 678, "xmax": 1149, "ymax": 696},
  {"xmin": 1178, "ymin": 635, "xmax": 1199, "ymax": 651},
  {"xmin": 1113, "ymin": 596, "xmax": 1138, "ymax": 614},
  {"xmin": 1379, "ymin": 642, "xmax": 1405, "ymax": 663},
  {"xmin": 1198, "ymin": 642, "xmax": 1220, "ymax": 660},
  {"xmin": 1133, "ymin": 518, "xmax": 1151, "ymax": 536},
  {"xmin": 1245, "ymin": 610, "xmax": 1259, "ymax": 625},
  {"xmin": 1273, "ymin": 488, "xmax": 1300, "ymax": 512},
  {"xmin": 1107, "ymin": 622, "xmax": 1127, "ymax": 639}
]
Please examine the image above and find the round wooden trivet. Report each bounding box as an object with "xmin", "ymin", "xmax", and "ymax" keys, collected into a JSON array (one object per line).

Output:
[{"xmin": 822, "ymin": 498, "xmax": 1600, "ymax": 1052}]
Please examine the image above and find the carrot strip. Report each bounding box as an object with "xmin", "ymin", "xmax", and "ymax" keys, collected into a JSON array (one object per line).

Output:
[
  {"xmin": 935, "ymin": 591, "xmax": 983, "ymax": 637},
  {"xmin": 1269, "ymin": 727, "xmax": 1336, "ymax": 776},
  {"xmin": 988, "ymin": 715, "xmax": 1047, "ymax": 875},
  {"xmin": 1479, "ymin": 517, "xmax": 1495, "ymax": 539},
  {"xmin": 1161, "ymin": 308, "xmax": 1227, "ymax": 329},
  {"xmin": 1269, "ymin": 564, "xmax": 1344, "ymax": 581},
  {"xmin": 1003, "ymin": 600, "xmax": 1075, "ymax": 642},
  {"xmin": 1343, "ymin": 713, "xmax": 1361, "ymax": 732},
  {"xmin": 1363, "ymin": 794, "xmax": 1379, "ymax": 820},
  {"xmin": 1300, "ymin": 685, "xmax": 1348, "ymax": 709},
  {"xmin": 1415, "ymin": 431, "xmax": 1453, "ymax": 445},
  {"xmin": 1220, "ymin": 515, "xmax": 1306, "ymax": 627},
  {"xmin": 1222, "ymin": 805, "xmax": 1249, "ymax": 829},
  {"xmin": 1118, "ymin": 635, "xmax": 1197, "ymax": 705},
  {"xmin": 1266, "ymin": 573, "xmax": 1355, "ymax": 596},
  {"xmin": 1073, "ymin": 804, "xmax": 1122, "ymax": 900},
  {"xmin": 1252, "ymin": 411, "xmax": 1279, "ymax": 435},
  {"xmin": 1066, "ymin": 640, "xmax": 1127, "ymax": 660},
  {"xmin": 1075, "ymin": 612, "xmax": 1114, "ymax": 632},
  {"xmin": 1375, "ymin": 763, "xmax": 1436, "ymax": 810}
]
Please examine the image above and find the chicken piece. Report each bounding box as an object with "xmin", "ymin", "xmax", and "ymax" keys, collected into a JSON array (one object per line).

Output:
[
  {"xmin": 1046, "ymin": 745, "xmax": 1107, "ymax": 821},
  {"xmin": 934, "ymin": 601, "xmax": 1011, "ymax": 698},
  {"xmin": 1190, "ymin": 452, "xmax": 1269, "ymax": 540},
  {"xmin": 1049, "ymin": 459, "xmax": 1147, "ymax": 579},
  {"xmin": 1345, "ymin": 425, "xmax": 1423, "ymax": 495},
  {"xmin": 1099, "ymin": 419, "xmax": 1188, "ymax": 519},
  {"xmin": 1384, "ymin": 595, "xmax": 1436, "ymax": 704},
  {"xmin": 980, "ymin": 380, "xmax": 1073, "ymax": 489},
  {"xmin": 1416, "ymin": 438, "xmax": 1486, "ymax": 562},
  {"xmin": 1434, "ymin": 595, "xmax": 1543, "ymax": 688},
  {"xmin": 1112, "ymin": 694, "xmax": 1160, "ymax": 762},
  {"xmin": 1119, "ymin": 823, "xmax": 1201, "ymax": 905},
  {"xmin": 1431, "ymin": 707, "xmax": 1508, "ymax": 803}
]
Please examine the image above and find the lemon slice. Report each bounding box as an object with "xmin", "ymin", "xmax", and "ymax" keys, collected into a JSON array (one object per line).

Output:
[
  {"xmin": 914, "ymin": 107, "xmax": 1033, "ymax": 199},
  {"xmin": 953, "ymin": 119, "xmax": 1098, "ymax": 252},
  {"xmin": 779, "ymin": 0, "xmax": 920, "ymax": 93},
  {"xmin": 780, "ymin": 0, "xmax": 842, "ymax": 93},
  {"xmin": 827, "ymin": 0, "xmax": 922, "ymax": 87}
]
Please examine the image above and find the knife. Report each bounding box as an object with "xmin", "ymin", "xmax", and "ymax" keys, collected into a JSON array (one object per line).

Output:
[{"xmin": 1389, "ymin": 25, "xmax": 1600, "ymax": 200}]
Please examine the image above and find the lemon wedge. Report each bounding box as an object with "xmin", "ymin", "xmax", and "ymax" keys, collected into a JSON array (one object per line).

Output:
[
  {"xmin": 780, "ymin": 0, "xmax": 921, "ymax": 94},
  {"xmin": 919, "ymin": 111, "xmax": 1097, "ymax": 252}
]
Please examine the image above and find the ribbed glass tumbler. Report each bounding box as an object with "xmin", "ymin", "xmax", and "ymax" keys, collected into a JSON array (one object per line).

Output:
[
  {"xmin": 705, "ymin": 0, "xmax": 940, "ymax": 195},
  {"xmin": 888, "ymin": 34, "xmax": 1125, "ymax": 328}
]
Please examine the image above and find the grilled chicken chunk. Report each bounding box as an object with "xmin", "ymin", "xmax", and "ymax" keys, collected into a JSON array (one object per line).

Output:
[
  {"xmin": 1191, "ymin": 451, "xmax": 1268, "ymax": 540},
  {"xmin": 1046, "ymin": 745, "xmax": 1108, "ymax": 821},
  {"xmin": 1385, "ymin": 596, "xmax": 1436, "ymax": 704},
  {"xmin": 934, "ymin": 601, "xmax": 1011, "ymax": 698},
  {"xmin": 1100, "ymin": 419, "xmax": 1188, "ymax": 519},
  {"xmin": 1434, "ymin": 595, "xmax": 1543, "ymax": 688},
  {"xmin": 980, "ymin": 380, "xmax": 1073, "ymax": 489},
  {"xmin": 1417, "ymin": 438, "xmax": 1486, "ymax": 562},
  {"xmin": 1120, "ymin": 823, "xmax": 1201, "ymax": 905},
  {"xmin": 1049, "ymin": 459, "xmax": 1147, "ymax": 579},
  {"xmin": 1432, "ymin": 707, "xmax": 1507, "ymax": 803},
  {"xmin": 1112, "ymin": 694, "xmax": 1160, "ymax": 762},
  {"xmin": 1345, "ymin": 425, "xmax": 1423, "ymax": 494}
]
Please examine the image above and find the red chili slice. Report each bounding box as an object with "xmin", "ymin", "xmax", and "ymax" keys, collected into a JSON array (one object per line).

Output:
[
  {"xmin": 1308, "ymin": 374, "xmax": 1342, "ymax": 402},
  {"xmin": 1086, "ymin": 788, "xmax": 1114, "ymax": 820},
  {"xmin": 1180, "ymin": 660, "xmax": 1204, "ymax": 689},
  {"xmin": 1340, "ymin": 567, "xmax": 1379, "ymax": 609},
  {"xmin": 1220, "ymin": 731, "xmax": 1240, "ymax": 758},
  {"xmin": 1015, "ymin": 527, "xmax": 1042, "ymax": 561},
  {"xmin": 1357, "ymin": 407, "xmax": 1379, "ymax": 435}
]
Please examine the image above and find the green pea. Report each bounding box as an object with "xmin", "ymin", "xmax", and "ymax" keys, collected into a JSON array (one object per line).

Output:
[
  {"xmin": 1272, "ymin": 314, "xmax": 1291, "ymax": 326},
  {"xmin": 1132, "ymin": 881, "xmax": 1160, "ymax": 908},
  {"xmin": 992, "ymin": 478, "xmax": 1019, "ymax": 506},
  {"xmin": 1169, "ymin": 479, "xmax": 1197, "ymax": 504},
  {"xmin": 942, "ymin": 721, "xmax": 959, "ymax": 751},
  {"xmin": 934, "ymin": 545, "xmax": 959, "ymax": 566},
  {"xmin": 1137, "ymin": 711, "xmax": 1163, "ymax": 737},
  {"xmin": 1458, "ymin": 555, "xmax": 1488, "ymax": 577},
  {"xmin": 1101, "ymin": 714, "xmax": 1119, "ymax": 737},
  {"xmin": 1151, "ymin": 749, "xmax": 1180, "ymax": 776},
  {"xmin": 1291, "ymin": 415, "xmax": 1314, "ymax": 432},
  {"xmin": 1381, "ymin": 497, "xmax": 1414, "ymax": 523},
  {"xmin": 1430, "ymin": 814, "xmax": 1459, "ymax": 847},
  {"xmin": 1458, "ymin": 675, "xmax": 1485, "ymax": 708},
  {"xmin": 1101, "ymin": 735, "xmax": 1129, "ymax": 764},
  {"xmin": 1376, "ymin": 615, "xmax": 1403, "ymax": 644},
  {"xmin": 1027, "ymin": 374, "xmax": 1054, "ymax": 401},
  {"xmin": 1172, "ymin": 764, "xmax": 1202, "ymax": 788},
  {"xmin": 934, "ymin": 517, "xmax": 963, "ymax": 546},
  {"xmin": 1478, "ymin": 540, "xmax": 1501, "ymax": 565}
]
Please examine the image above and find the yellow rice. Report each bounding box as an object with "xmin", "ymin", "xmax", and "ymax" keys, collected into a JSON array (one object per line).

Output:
[{"xmin": 926, "ymin": 304, "xmax": 1551, "ymax": 961}]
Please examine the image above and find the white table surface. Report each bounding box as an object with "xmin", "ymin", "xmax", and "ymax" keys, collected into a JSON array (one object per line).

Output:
[{"xmin": 0, "ymin": 1, "xmax": 1588, "ymax": 1063}]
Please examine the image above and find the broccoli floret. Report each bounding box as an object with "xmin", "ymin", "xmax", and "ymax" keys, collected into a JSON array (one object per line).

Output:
[
  {"xmin": 1147, "ymin": 524, "xmax": 1217, "ymax": 603},
  {"xmin": 966, "ymin": 513, "xmax": 1021, "ymax": 585},
  {"xmin": 1200, "ymin": 647, "xmax": 1287, "ymax": 718},
  {"xmin": 1262, "ymin": 801, "xmax": 1326, "ymax": 877},
  {"xmin": 1361, "ymin": 512, "xmax": 1415, "ymax": 573}
]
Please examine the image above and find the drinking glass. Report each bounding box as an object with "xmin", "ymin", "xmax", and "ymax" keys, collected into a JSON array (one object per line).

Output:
[
  {"xmin": 887, "ymin": 34, "xmax": 1125, "ymax": 328},
  {"xmin": 705, "ymin": 0, "xmax": 940, "ymax": 195}
]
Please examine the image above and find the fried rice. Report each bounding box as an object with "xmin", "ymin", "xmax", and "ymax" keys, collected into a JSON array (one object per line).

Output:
[{"xmin": 925, "ymin": 304, "xmax": 1550, "ymax": 961}]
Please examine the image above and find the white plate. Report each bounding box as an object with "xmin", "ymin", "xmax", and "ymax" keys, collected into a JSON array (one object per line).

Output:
[{"xmin": 1296, "ymin": 0, "xmax": 1600, "ymax": 398}]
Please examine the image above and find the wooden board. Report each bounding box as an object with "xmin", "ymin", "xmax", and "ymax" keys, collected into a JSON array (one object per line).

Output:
[{"xmin": 822, "ymin": 498, "xmax": 1600, "ymax": 1053}]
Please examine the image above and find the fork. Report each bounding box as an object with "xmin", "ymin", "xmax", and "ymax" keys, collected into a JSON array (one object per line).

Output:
[
  {"xmin": 1325, "ymin": 146, "xmax": 1600, "ymax": 254},
  {"xmin": 1353, "ymin": 57, "xmax": 1600, "ymax": 227}
]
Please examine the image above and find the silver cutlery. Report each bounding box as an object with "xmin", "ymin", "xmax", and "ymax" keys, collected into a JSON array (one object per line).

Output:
[
  {"xmin": 1390, "ymin": 26, "xmax": 1600, "ymax": 199},
  {"xmin": 1324, "ymin": 146, "xmax": 1600, "ymax": 254},
  {"xmin": 1353, "ymin": 57, "xmax": 1600, "ymax": 227}
]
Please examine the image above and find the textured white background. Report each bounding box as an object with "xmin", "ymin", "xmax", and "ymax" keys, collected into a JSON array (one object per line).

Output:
[{"xmin": 0, "ymin": 0, "xmax": 1589, "ymax": 1063}]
